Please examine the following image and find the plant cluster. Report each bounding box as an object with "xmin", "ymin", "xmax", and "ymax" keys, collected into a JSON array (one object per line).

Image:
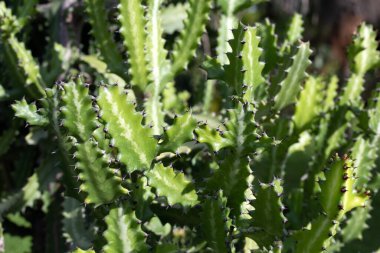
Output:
[{"xmin": 0, "ymin": 0, "xmax": 380, "ymax": 252}]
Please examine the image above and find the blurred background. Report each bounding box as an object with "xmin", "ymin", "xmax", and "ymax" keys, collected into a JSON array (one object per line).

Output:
[{"xmin": 268, "ymin": 0, "xmax": 380, "ymax": 74}]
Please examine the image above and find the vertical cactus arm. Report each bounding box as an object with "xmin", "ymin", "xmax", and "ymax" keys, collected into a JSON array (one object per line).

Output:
[
  {"xmin": 259, "ymin": 19, "xmax": 278, "ymax": 75},
  {"xmin": 97, "ymin": 85, "xmax": 157, "ymax": 172},
  {"xmin": 294, "ymin": 155, "xmax": 369, "ymax": 253},
  {"xmin": 60, "ymin": 81, "xmax": 128, "ymax": 204},
  {"xmin": 7, "ymin": 36, "xmax": 46, "ymax": 95},
  {"xmin": 146, "ymin": 163, "xmax": 199, "ymax": 207},
  {"xmin": 208, "ymin": 155, "xmax": 250, "ymax": 216},
  {"xmin": 118, "ymin": 0, "xmax": 149, "ymax": 89},
  {"xmin": 217, "ymin": 15, "xmax": 236, "ymax": 65},
  {"xmin": 274, "ymin": 42, "xmax": 312, "ymax": 110},
  {"xmin": 341, "ymin": 202, "xmax": 372, "ymax": 243},
  {"xmin": 241, "ymin": 26, "xmax": 265, "ymax": 103},
  {"xmin": 202, "ymin": 80, "xmax": 216, "ymax": 113},
  {"xmin": 224, "ymin": 24, "xmax": 245, "ymax": 95},
  {"xmin": 103, "ymin": 205, "xmax": 148, "ymax": 253},
  {"xmin": 285, "ymin": 14, "xmax": 304, "ymax": 45},
  {"xmin": 351, "ymin": 136, "xmax": 376, "ymax": 189},
  {"xmin": 0, "ymin": 0, "xmax": 22, "ymax": 86},
  {"xmin": 75, "ymin": 141, "xmax": 128, "ymax": 205},
  {"xmin": 216, "ymin": 0, "xmax": 240, "ymax": 65},
  {"xmin": 320, "ymin": 156, "xmax": 368, "ymax": 218},
  {"xmin": 60, "ymin": 80, "xmax": 97, "ymax": 141},
  {"xmin": 84, "ymin": 0, "xmax": 125, "ymax": 78},
  {"xmin": 158, "ymin": 112, "xmax": 197, "ymax": 153},
  {"xmin": 209, "ymin": 108, "xmax": 256, "ymax": 216},
  {"xmin": 170, "ymin": 0, "xmax": 211, "ymax": 77},
  {"xmin": 217, "ymin": 0, "xmax": 266, "ymax": 64},
  {"xmin": 349, "ymin": 24, "xmax": 380, "ymax": 75},
  {"xmin": 293, "ymin": 76, "xmax": 324, "ymax": 131},
  {"xmin": 146, "ymin": 0, "xmax": 170, "ymax": 87},
  {"xmin": 319, "ymin": 106, "xmax": 350, "ymax": 157},
  {"xmin": 319, "ymin": 159, "xmax": 346, "ymax": 218},
  {"xmin": 323, "ymin": 76, "xmax": 338, "ymax": 112},
  {"xmin": 339, "ymin": 160, "xmax": 369, "ymax": 215},
  {"xmin": 281, "ymin": 13, "xmax": 304, "ymax": 53},
  {"xmin": 12, "ymin": 98, "xmax": 48, "ymax": 126},
  {"xmin": 340, "ymin": 74, "xmax": 365, "ymax": 107},
  {"xmin": 341, "ymin": 24, "xmax": 380, "ymax": 107},
  {"xmin": 42, "ymin": 88, "xmax": 79, "ymax": 198},
  {"xmin": 224, "ymin": 105, "xmax": 262, "ymax": 154},
  {"xmin": 251, "ymin": 179, "xmax": 285, "ymax": 237},
  {"xmin": 62, "ymin": 197, "xmax": 94, "ymax": 249},
  {"xmin": 201, "ymin": 193, "xmax": 229, "ymax": 253},
  {"xmin": 0, "ymin": 22, "xmax": 46, "ymax": 99},
  {"xmin": 145, "ymin": 0, "xmax": 170, "ymax": 135},
  {"xmin": 1, "ymin": 42, "xmax": 28, "ymax": 94}
]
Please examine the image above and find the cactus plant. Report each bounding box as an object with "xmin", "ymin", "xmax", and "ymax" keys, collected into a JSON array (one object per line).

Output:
[{"xmin": 0, "ymin": 1, "xmax": 380, "ymax": 253}]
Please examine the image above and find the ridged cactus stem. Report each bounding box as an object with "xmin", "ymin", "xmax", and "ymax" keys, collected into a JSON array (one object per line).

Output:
[
  {"xmin": 294, "ymin": 155, "xmax": 369, "ymax": 253},
  {"xmin": 145, "ymin": 0, "xmax": 170, "ymax": 135},
  {"xmin": 85, "ymin": 0, "xmax": 126, "ymax": 79},
  {"xmin": 118, "ymin": 0, "xmax": 149, "ymax": 90},
  {"xmin": 162, "ymin": 0, "xmax": 211, "ymax": 85},
  {"xmin": 4, "ymin": 36, "xmax": 46, "ymax": 98}
]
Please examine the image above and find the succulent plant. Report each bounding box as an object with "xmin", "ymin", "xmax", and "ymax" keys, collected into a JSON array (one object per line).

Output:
[{"xmin": 0, "ymin": 0, "xmax": 380, "ymax": 252}]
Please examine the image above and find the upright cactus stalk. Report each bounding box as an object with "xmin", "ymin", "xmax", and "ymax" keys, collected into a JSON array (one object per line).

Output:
[
  {"xmin": 293, "ymin": 155, "xmax": 369, "ymax": 253},
  {"xmin": 85, "ymin": 0, "xmax": 126, "ymax": 79}
]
